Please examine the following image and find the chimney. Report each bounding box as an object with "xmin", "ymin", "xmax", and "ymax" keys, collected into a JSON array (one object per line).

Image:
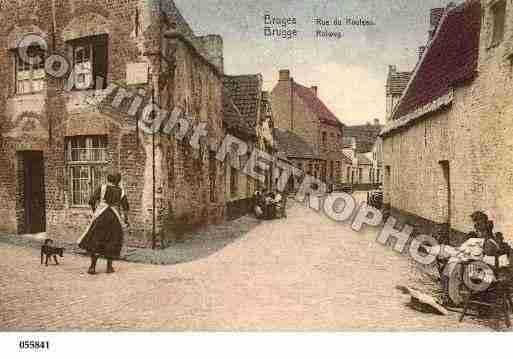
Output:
[
  {"xmin": 311, "ymin": 86, "xmax": 318, "ymax": 97},
  {"xmin": 388, "ymin": 65, "xmax": 397, "ymax": 74},
  {"xmin": 279, "ymin": 69, "xmax": 290, "ymax": 82},
  {"xmin": 374, "ymin": 119, "xmax": 380, "ymax": 126},
  {"xmin": 418, "ymin": 46, "xmax": 426, "ymax": 61},
  {"xmin": 429, "ymin": 8, "xmax": 444, "ymax": 40}
]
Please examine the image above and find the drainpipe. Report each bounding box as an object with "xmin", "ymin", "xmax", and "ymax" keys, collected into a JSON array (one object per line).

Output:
[
  {"xmin": 290, "ymin": 77, "xmax": 294, "ymax": 132},
  {"xmin": 147, "ymin": 70, "xmax": 157, "ymax": 250},
  {"xmin": 152, "ymin": 80, "xmax": 156, "ymax": 250},
  {"xmin": 49, "ymin": 0, "xmax": 57, "ymax": 148}
]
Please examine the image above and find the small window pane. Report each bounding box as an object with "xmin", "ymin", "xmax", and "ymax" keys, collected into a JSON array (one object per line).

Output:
[
  {"xmin": 71, "ymin": 166, "xmax": 90, "ymax": 206},
  {"xmin": 32, "ymin": 79, "xmax": 44, "ymax": 92},
  {"xmin": 67, "ymin": 136, "xmax": 107, "ymax": 206},
  {"xmin": 73, "ymin": 44, "xmax": 93, "ymax": 89}
]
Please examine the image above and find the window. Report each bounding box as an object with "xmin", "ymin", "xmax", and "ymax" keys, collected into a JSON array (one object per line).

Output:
[
  {"xmin": 68, "ymin": 34, "xmax": 108, "ymax": 90},
  {"xmin": 330, "ymin": 161, "xmax": 334, "ymax": 181},
  {"xmin": 322, "ymin": 132, "xmax": 327, "ymax": 146},
  {"xmin": 66, "ymin": 136, "xmax": 108, "ymax": 206},
  {"xmin": 14, "ymin": 47, "xmax": 46, "ymax": 94},
  {"xmin": 491, "ymin": 1, "xmax": 506, "ymax": 46},
  {"xmin": 230, "ymin": 167, "xmax": 239, "ymax": 197}
]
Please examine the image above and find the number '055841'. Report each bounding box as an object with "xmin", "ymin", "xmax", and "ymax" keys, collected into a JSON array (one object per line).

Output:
[{"xmin": 19, "ymin": 340, "xmax": 50, "ymax": 350}]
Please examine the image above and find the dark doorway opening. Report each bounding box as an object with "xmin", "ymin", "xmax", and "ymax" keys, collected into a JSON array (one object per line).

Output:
[
  {"xmin": 22, "ymin": 151, "xmax": 46, "ymax": 234},
  {"xmin": 439, "ymin": 160, "xmax": 451, "ymax": 244},
  {"xmin": 439, "ymin": 160, "xmax": 451, "ymax": 226}
]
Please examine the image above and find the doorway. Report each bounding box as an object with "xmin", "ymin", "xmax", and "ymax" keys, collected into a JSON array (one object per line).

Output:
[
  {"xmin": 439, "ymin": 160, "xmax": 451, "ymax": 228},
  {"xmin": 22, "ymin": 151, "xmax": 46, "ymax": 234}
]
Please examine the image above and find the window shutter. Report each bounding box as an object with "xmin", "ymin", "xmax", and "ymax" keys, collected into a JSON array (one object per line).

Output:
[{"xmin": 93, "ymin": 34, "xmax": 109, "ymax": 89}]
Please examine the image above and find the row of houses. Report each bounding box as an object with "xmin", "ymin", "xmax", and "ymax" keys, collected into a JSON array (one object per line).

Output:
[
  {"xmin": 381, "ymin": 0, "xmax": 513, "ymax": 244},
  {"xmin": 270, "ymin": 69, "xmax": 384, "ymax": 190},
  {"xmin": 343, "ymin": 121, "xmax": 384, "ymax": 188},
  {"xmin": 0, "ymin": 0, "xmax": 383, "ymax": 248},
  {"xmin": 0, "ymin": 0, "xmax": 274, "ymax": 247}
]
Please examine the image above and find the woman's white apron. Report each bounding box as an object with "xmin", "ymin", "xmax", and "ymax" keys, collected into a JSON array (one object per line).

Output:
[{"xmin": 77, "ymin": 184, "xmax": 125, "ymax": 245}]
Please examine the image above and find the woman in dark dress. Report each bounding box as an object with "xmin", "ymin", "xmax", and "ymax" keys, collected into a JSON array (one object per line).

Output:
[{"xmin": 78, "ymin": 173, "xmax": 130, "ymax": 275}]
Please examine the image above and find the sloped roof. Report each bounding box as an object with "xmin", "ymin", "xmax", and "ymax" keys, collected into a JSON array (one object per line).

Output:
[
  {"xmin": 344, "ymin": 124, "xmax": 383, "ymax": 153},
  {"xmin": 393, "ymin": 0, "xmax": 481, "ymax": 120},
  {"xmin": 386, "ymin": 71, "xmax": 412, "ymax": 96},
  {"xmin": 223, "ymin": 75, "xmax": 262, "ymax": 138},
  {"xmin": 293, "ymin": 82, "xmax": 342, "ymax": 128},
  {"xmin": 273, "ymin": 128, "xmax": 320, "ymax": 159}
]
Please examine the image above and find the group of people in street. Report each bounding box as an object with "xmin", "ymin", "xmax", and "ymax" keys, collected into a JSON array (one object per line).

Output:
[
  {"xmin": 253, "ymin": 189, "xmax": 287, "ymax": 220},
  {"xmin": 433, "ymin": 211, "xmax": 512, "ymax": 306},
  {"xmin": 74, "ymin": 170, "xmax": 511, "ymax": 308},
  {"xmin": 75, "ymin": 172, "xmax": 291, "ymax": 275}
]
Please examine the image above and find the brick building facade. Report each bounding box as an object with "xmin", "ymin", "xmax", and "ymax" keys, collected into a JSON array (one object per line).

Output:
[
  {"xmin": 0, "ymin": 0, "xmax": 226, "ymax": 247},
  {"xmin": 223, "ymin": 74, "xmax": 275, "ymax": 218},
  {"xmin": 271, "ymin": 69, "xmax": 345, "ymax": 187},
  {"xmin": 381, "ymin": 0, "xmax": 513, "ymax": 243}
]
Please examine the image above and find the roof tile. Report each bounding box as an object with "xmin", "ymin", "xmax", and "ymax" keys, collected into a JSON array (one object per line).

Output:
[
  {"xmin": 386, "ymin": 72, "xmax": 412, "ymax": 96},
  {"xmin": 273, "ymin": 128, "xmax": 320, "ymax": 159},
  {"xmin": 223, "ymin": 75, "xmax": 262, "ymax": 137},
  {"xmin": 393, "ymin": 0, "xmax": 481, "ymax": 120},
  {"xmin": 293, "ymin": 82, "xmax": 342, "ymax": 128}
]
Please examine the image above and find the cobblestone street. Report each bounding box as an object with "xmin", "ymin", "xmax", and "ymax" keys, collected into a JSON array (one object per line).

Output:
[{"xmin": 0, "ymin": 197, "xmax": 495, "ymax": 331}]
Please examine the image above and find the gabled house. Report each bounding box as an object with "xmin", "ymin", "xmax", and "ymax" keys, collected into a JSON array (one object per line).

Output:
[
  {"xmin": 381, "ymin": 0, "xmax": 513, "ymax": 243},
  {"xmin": 0, "ymin": 0, "xmax": 227, "ymax": 247},
  {"xmin": 271, "ymin": 69, "xmax": 345, "ymax": 187}
]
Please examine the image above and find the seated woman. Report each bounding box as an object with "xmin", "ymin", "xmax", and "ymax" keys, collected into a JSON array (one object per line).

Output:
[
  {"xmin": 435, "ymin": 211, "xmax": 510, "ymax": 305},
  {"xmin": 253, "ymin": 191, "xmax": 264, "ymax": 218},
  {"xmin": 438, "ymin": 213, "xmax": 508, "ymax": 267}
]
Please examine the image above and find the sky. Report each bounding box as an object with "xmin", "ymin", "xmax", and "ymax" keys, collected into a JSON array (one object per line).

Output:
[{"xmin": 174, "ymin": 0, "xmax": 452, "ymax": 126}]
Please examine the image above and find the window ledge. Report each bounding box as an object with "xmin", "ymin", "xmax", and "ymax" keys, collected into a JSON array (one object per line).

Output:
[
  {"xmin": 67, "ymin": 161, "xmax": 108, "ymax": 165},
  {"xmin": 67, "ymin": 87, "xmax": 98, "ymax": 93},
  {"xmin": 9, "ymin": 91, "xmax": 46, "ymax": 99}
]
